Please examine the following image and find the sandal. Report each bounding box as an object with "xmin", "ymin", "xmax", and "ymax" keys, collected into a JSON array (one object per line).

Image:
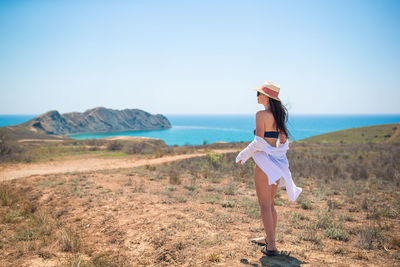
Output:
[
  {"xmin": 261, "ymin": 241, "xmax": 278, "ymax": 256},
  {"xmin": 261, "ymin": 245, "xmax": 278, "ymax": 256},
  {"xmin": 251, "ymin": 237, "xmax": 268, "ymax": 246}
]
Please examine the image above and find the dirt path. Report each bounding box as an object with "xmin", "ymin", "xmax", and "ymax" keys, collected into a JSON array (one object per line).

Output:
[
  {"xmin": 383, "ymin": 123, "xmax": 400, "ymax": 143},
  {"xmin": 0, "ymin": 149, "xmax": 240, "ymax": 181}
]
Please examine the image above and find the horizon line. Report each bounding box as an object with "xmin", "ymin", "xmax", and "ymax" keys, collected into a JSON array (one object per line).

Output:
[{"xmin": 0, "ymin": 113, "xmax": 400, "ymax": 116}]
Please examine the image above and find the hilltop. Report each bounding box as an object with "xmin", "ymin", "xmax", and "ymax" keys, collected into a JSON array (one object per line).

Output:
[{"xmin": 296, "ymin": 123, "xmax": 400, "ymax": 144}]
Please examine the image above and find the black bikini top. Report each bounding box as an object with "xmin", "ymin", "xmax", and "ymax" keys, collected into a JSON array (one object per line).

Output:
[{"xmin": 253, "ymin": 129, "xmax": 279, "ymax": 138}]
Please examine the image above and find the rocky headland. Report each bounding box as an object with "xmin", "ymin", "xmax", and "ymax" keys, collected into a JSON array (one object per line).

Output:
[{"xmin": 2, "ymin": 107, "xmax": 171, "ymax": 140}]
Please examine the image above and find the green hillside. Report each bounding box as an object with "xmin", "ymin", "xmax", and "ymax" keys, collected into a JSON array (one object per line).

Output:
[{"xmin": 296, "ymin": 123, "xmax": 400, "ymax": 144}]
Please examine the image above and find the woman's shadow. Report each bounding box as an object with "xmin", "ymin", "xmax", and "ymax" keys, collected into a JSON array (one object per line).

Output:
[{"xmin": 240, "ymin": 250, "xmax": 307, "ymax": 267}]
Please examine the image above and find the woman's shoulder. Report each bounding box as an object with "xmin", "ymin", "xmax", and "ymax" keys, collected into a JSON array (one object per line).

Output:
[{"xmin": 256, "ymin": 110, "xmax": 273, "ymax": 120}]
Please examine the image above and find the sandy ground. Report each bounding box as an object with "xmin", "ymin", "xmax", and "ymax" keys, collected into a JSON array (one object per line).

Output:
[
  {"xmin": 2, "ymin": 159, "xmax": 398, "ymax": 266},
  {"xmin": 1, "ymin": 143, "xmax": 399, "ymax": 266},
  {"xmin": 0, "ymin": 149, "xmax": 240, "ymax": 181}
]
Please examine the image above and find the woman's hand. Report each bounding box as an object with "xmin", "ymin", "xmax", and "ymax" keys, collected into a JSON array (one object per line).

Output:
[
  {"xmin": 237, "ymin": 160, "xmax": 242, "ymax": 165},
  {"xmin": 279, "ymin": 132, "xmax": 287, "ymax": 144}
]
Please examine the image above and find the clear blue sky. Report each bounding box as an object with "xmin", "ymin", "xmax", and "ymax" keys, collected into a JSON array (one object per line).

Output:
[{"xmin": 1, "ymin": 0, "xmax": 399, "ymax": 115}]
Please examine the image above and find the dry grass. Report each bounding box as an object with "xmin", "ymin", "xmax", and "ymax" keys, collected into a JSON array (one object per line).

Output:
[{"xmin": 0, "ymin": 141, "xmax": 399, "ymax": 266}]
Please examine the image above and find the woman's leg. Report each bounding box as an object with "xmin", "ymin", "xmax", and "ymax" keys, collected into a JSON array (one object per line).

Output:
[
  {"xmin": 254, "ymin": 164, "xmax": 278, "ymax": 250},
  {"xmin": 271, "ymin": 184, "xmax": 278, "ymax": 237}
]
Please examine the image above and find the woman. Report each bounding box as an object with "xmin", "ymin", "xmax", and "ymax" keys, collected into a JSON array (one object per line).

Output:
[{"xmin": 236, "ymin": 81, "xmax": 302, "ymax": 256}]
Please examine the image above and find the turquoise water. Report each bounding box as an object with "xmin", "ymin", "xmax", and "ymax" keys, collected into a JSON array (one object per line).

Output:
[
  {"xmin": 0, "ymin": 114, "xmax": 38, "ymax": 127},
  {"xmin": 1, "ymin": 114, "xmax": 399, "ymax": 146}
]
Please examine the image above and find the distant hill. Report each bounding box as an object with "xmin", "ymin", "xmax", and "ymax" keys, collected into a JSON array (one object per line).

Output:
[
  {"xmin": 296, "ymin": 123, "xmax": 400, "ymax": 144},
  {"xmin": 1, "ymin": 107, "xmax": 171, "ymax": 140}
]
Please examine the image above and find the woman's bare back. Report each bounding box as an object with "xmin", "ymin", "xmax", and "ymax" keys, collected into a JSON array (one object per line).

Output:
[{"xmin": 255, "ymin": 110, "xmax": 287, "ymax": 147}]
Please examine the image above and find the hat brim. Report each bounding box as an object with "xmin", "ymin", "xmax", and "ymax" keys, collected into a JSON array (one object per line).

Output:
[{"xmin": 254, "ymin": 87, "xmax": 281, "ymax": 102}]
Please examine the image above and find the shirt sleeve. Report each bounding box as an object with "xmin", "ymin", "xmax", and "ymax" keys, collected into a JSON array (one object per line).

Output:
[{"xmin": 236, "ymin": 136, "xmax": 266, "ymax": 164}]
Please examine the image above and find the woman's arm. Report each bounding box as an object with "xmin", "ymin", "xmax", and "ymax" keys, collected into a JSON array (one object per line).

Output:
[{"xmin": 236, "ymin": 112, "xmax": 265, "ymax": 165}]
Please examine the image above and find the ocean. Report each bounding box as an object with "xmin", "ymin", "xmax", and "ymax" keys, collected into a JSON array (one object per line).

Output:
[{"xmin": 1, "ymin": 114, "xmax": 399, "ymax": 146}]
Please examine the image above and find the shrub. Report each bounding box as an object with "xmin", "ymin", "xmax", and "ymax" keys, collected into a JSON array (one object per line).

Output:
[
  {"xmin": 315, "ymin": 212, "xmax": 335, "ymax": 229},
  {"xmin": 209, "ymin": 253, "xmax": 221, "ymax": 262},
  {"xmin": 327, "ymin": 199, "xmax": 340, "ymax": 211},
  {"xmin": 324, "ymin": 226, "xmax": 349, "ymax": 241},
  {"xmin": 91, "ymin": 253, "xmax": 119, "ymax": 266},
  {"xmin": 0, "ymin": 183, "xmax": 18, "ymax": 206},
  {"xmin": 222, "ymin": 200, "xmax": 236, "ymax": 208},
  {"xmin": 339, "ymin": 213, "xmax": 355, "ymax": 222},
  {"xmin": 299, "ymin": 230, "xmax": 322, "ymax": 245},
  {"xmin": 289, "ymin": 211, "xmax": 309, "ymax": 223},
  {"xmin": 123, "ymin": 142, "xmax": 145, "ymax": 154},
  {"xmin": 351, "ymin": 166, "xmax": 368, "ymax": 180},
  {"xmin": 206, "ymin": 152, "xmax": 223, "ymax": 169},
  {"xmin": 0, "ymin": 128, "xmax": 24, "ymax": 161},
  {"xmin": 224, "ymin": 183, "xmax": 236, "ymax": 195},
  {"xmin": 169, "ymin": 169, "xmax": 181, "ymax": 185},
  {"xmin": 300, "ymin": 198, "xmax": 312, "ymax": 210},
  {"xmin": 237, "ymin": 197, "xmax": 260, "ymax": 219},
  {"xmin": 0, "ymin": 129, "xmax": 13, "ymax": 156},
  {"xmin": 58, "ymin": 228, "xmax": 81, "ymax": 253},
  {"xmin": 361, "ymin": 197, "xmax": 370, "ymax": 211},
  {"xmin": 106, "ymin": 140, "xmax": 123, "ymax": 151},
  {"xmin": 184, "ymin": 185, "xmax": 196, "ymax": 191},
  {"xmin": 15, "ymin": 229, "xmax": 37, "ymax": 241},
  {"xmin": 356, "ymin": 225, "xmax": 385, "ymax": 250}
]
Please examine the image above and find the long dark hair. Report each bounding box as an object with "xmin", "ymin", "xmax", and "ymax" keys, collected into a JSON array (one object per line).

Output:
[{"xmin": 269, "ymin": 98, "xmax": 291, "ymax": 139}]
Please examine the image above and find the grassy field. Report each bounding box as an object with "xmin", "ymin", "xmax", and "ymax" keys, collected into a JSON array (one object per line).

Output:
[
  {"xmin": 0, "ymin": 130, "xmax": 247, "ymax": 164},
  {"xmin": 297, "ymin": 123, "xmax": 400, "ymax": 144},
  {"xmin": 0, "ymin": 123, "xmax": 399, "ymax": 266}
]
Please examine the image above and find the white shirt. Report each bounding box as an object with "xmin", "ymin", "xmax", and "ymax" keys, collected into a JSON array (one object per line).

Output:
[{"xmin": 236, "ymin": 136, "xmax": 302, "ymax": 202}]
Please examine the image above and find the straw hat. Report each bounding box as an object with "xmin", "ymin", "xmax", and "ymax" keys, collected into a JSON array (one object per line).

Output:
[{"xmin": 254, "ymin": 80, "xmax": 281, "ymax": 102}]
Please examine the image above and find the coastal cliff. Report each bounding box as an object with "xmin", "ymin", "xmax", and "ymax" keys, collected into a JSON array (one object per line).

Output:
[{"xmin": 3, "ymin": 107, "xmax": 171, "ymax": 138}]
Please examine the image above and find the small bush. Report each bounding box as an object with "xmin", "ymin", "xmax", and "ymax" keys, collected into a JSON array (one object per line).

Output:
[
  {"xmin": 237, "ymin": 197, "xmax": 260, "ymax": 219},
  {"xmin": 299, "ymin": 198, "xmax": 312, "ymax": 210},
  {"xmin": 349, "ymin": 205, "xmax": 361, "ymax": 213},
  {"xmin": 2, "ymin": 210, "xmax": 23, "ymax": 223},
  {"xmin": 289, "ymin": 211, "xmax": 309, "ymax": 223},
  {"xmin": 204, "ymin": 185, "xmax": 216, "ymax": 192},
  {"xmin": 91, "ymin": 253, "xmax": 118, "ymax": 266},
  {"xmin": 206, "ymin": 152, "xmax": 223, "ymax": 169},
  {"xmin": 222, "ymin": 200, "xmax": 236, "ymax": 208},
  {"xmin": 106, "ymin": 140, "xmax": 123, "ymax": 151},
  {"xmin": 58, "ymin": 228, "xmax": 81, "ymax": 253},
  {"xmin": 15, "ymin": 229, "xmax": 37, "ymax": 241},
  {"xmin": 356, "ymin": 225, "xmax": 385, "ymax": 250},
  {"xmin": 339, "ymin": 213, "xmax": 355, "ymax": 222},
  {"xmin": 184, "ymin": 185, "xmax": 196, "ymax": 191},
  {"xmin": 145, "ymin": 164, "xmax": 156, "ymax": 171},
  {"xmin": 0, "ymin": 129, "xmax": 24, "ymax": 161},
  {"xmin": 332, "ymin": 247, "xmax": 345, "ymax": 255},
  {"xmin": 209, "ymin": 253, "xmax": 221, "ymax": 262},
  {"xmin": 224, "ymin": 183, "xmax": 236, "ymax": 196},
  {"xmin": 324, "ymin": 226, "xmax": 349, "ymax": 241},
  {"xmin": 0, "ymin": 183, "xmax": 18, "ymax": 206},
  {"xmin": 315, "ymin": 212, "xmax": 335, "ymax": 229},
  {"xmin": 299, "ymin": 230, "xmax": 322, "ymax": 245},
  {"xmin": 361, "ymin": 197, "xmax": 370, "ymax": 211},
  {"xmin": 327, "ymin": 199, "xmax": 340, "ymax": 211},
  {"xmin": 0, "ymin": 129, "xmax": 14, "ymax": 156},
  {"xmin": 123, "ymin": 142, "xmax": 145, "ymax": 154},
  {"xmin": 169, "ymin": 169, "xmax": 181, "ymax": 185}
]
